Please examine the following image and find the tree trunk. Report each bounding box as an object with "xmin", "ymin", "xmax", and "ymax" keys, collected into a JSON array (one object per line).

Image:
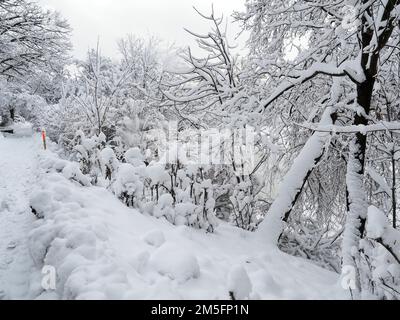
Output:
[
  {"xmin": 391, "ymin": 148, "xmax": 397, "ymax": 229},
  {"xmin": 341, "ymin": 56, "xmax": 376, "ymax": 298},
  {"xmin": 342, "ymin": 138, "xmax": 368, "ymax": 295},
  {"xmin": 257, "ymin": 107, "xmax": 335, "ymax": 245},
  {"xmin": 10, "ymin": 108, "xmax": 15, "ymax": 122}
]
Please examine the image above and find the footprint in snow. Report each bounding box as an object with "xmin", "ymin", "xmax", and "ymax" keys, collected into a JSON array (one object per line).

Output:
[{"xmin": 7, "ymin": 241, "xmax": 17, "ymax": 250}]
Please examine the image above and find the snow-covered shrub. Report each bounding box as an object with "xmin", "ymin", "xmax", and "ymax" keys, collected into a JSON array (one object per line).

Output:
[
  {"xmin": 112, "ymin": 163, "xmax": 143, "ymax": 208},
  {"xmin": 99, "ymin": 147, "xmax": 119, "ymax": 181},
  {"xmin": 359, "ymin": 206, "xmax": 400, "ymax": 299},
  {"xmin": 153, "ymin": 193, "xmax": 175, "ymax": 220},
  {"xmin": 143, "ymin": 160, "xmax": 219, "ymax": 232},
  {"xmin": 145, "ymin": 164, "xmax": 170, "ymax": 202},
  {"xmin": 73, "ymin": 131, "xmax": 106, "ymax": 183},
  {"xmin": 229, "ymin": 179, "xmax": 257, "ymax": 231},
  {"xmin": 191, "ymin": 179, "xmax": 218, "ymax": 232},
  {"xmin": 62, "ymin": 163, "xmax": 91, "ymax": 187},
  {"xmin": 124, "ymin": 147, "xmax": 146, "ymax": 168}
]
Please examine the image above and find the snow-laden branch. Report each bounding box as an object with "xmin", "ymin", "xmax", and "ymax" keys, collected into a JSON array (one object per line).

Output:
[
  {"xmin": 366, "ymin": 167, "xmax": 391, "ymax": 196},
  {"xmin": 296, "ymin": 121, "xmax": 400, "ymax": 133},
  {"xmin": 261, "ymin": 61, "xmax": 365, "ymax": 111},
  {"xmin": 366, "ymin": 206, "xmax": 400, "ymax": 264}
]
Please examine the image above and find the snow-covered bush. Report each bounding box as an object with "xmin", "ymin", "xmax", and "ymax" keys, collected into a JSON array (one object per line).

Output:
[
  {"xmin": 112, "ymin": 163, "xmax": 143, "ymax": 208},
  {"xmin": 73, "ymin": 131, "xmax": 106, "ymax": 183},
  {"xmin": 229, "ymin": 179, "xmax": 257, "ymax": 231},
  {"xmin": 143, "ymin": 159, "xmax": 218, "ymax": 232},
  {"xmin": 62, "ymin": 163, "xmax": 91, "ymax": 187},
  {"xmin": 153, "ymin": 193, "xmax": 175, "ymax": 220},
  {"xmin": 359, "ymin": 206, "xmax": 400, "ymax": 299},
  {"xmin": 99, "ymin": 147, "xmax": 119, "ymax": 181}
]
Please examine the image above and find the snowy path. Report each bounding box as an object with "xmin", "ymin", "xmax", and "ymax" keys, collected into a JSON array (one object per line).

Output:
[{"xmin": 0, "ymin": 135, "xmax": 39, "ymax": 299}]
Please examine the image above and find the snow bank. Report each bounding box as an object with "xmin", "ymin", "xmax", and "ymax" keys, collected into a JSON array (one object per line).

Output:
[
  {"xmin": 228, "ymin": 265, "xmax": 252, "ymax": 299},
  {"xmin": 26, "ymin": 142, "xmax": 346, "ymax": 300},
  {"xmin": 149, "ymin": 244, "xmax": 200, "ymax": 283},
  {"xmin": 29, "ymin": 191, "xmax": 54, "ymax": 218},
  {"xmin": 11, "ymin": 122, "xmax": 33, "ymax": 137},
  {"xmin": 142, "ymin": 230, "xmax": 166, "ymax": 247},
  {"xmin": 62, "ymin": 163, "xmax": 91, "ymax": 186}
]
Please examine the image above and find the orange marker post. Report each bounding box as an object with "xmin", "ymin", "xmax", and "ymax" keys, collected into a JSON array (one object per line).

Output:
[{"xmin": 41, "ymin": 129, "xmax": 47, "ymax": 150}]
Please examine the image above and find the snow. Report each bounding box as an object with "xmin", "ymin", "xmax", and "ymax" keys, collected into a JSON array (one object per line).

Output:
[
  {"xmin": 146, "ymin": 164, "xmax": 170, "ymax": 186},
  {"xmin": 62, "ymin": 162, "xmax": 91, "ymax": 186},
  {"xmin": 10, "ymin": 122, "xmax": 33, "ymax": 137},
  {"xmin": 112, "ymin": 163, "xmax": 143, "ymax": 205},
  {"xmin": 0, "ymin": 135, "xmax": 348, "ymax": 300},
  {"xmin": 227, "ymin": 265, "xmax": 253, "ymax": 299},
  {"xmin": 0, "ymin": 135, "xmax": 41, "ymax": 299},
  {"xmin": 99, "ymin": 147, "xmax": 117, "ymax": 164},
  {"xmin": 143, "ymin": 230, "xmax": 166, "ymax": 248},
  {"xmin": 366, "ymin": 206, "xmax": 388, "ymax": 239},
  {"xmin": 366, "ymin": 167, "xmax": 391, "ymax": 196},
  {"xmin": 149, "ymin": 243, "xmax": 201, "ymax": 283},
  {"xmin": 125, "ymin": 148, "xmax": 145, "ymax": 167},
  {"xmin": 342, "ymin": 139, "xmax": 369, "ymax": 287},
  {"xmin": 366, "ymin": 206, "xmax": 400, "ymax": 256},
  {"xmin": 30, "ymin": 191, "xmax": 53, "ymax": 219}
]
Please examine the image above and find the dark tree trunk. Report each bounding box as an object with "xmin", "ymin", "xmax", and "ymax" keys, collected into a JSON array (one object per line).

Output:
[{"xmin": 10, "ymin": 108, "xmax": 15, "ymax": 122}]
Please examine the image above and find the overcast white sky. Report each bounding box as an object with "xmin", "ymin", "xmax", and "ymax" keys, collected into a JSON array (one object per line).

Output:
[{"xmin": 37, "ymin": 0, "xmax": 246, "ymax": 60}]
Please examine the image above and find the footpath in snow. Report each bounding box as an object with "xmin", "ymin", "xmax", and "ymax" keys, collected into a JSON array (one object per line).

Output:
[
  {"xmin": 0, "ymin": 134, "xmax": 41, "ymax": 299},
  {"xmin": 0, "ymin": 134, "xmax": 349, "ymax": 299}
]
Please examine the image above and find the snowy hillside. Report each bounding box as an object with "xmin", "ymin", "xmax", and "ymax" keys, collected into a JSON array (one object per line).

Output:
[{"xmin": 0, "ymin": 134, "xmax": 347, "ymax": 300}]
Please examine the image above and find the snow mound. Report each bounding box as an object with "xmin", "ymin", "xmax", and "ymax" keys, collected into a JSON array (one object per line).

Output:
[
  {"xmin": 23, "ymin": 141, "xmax": 346, "ymax": 300},
  {"xmin": 11, "ymin": 122, "xmax": 33, "ymax": 137},
  {"xmin": 62, "ymin": 163, "xmax": 91, "ymax": 186},
  {"xmin": 125, "ymin": 148, "xmax": 145, "ymax": 167},
  {"xmin": 143, "ymin": 230, "xmax": 166, "ymax": 247},
  {"xmin": 150, "ymin": 244, "xmax": 200, "ymax": 283},
  {"xmin": 366, "ymin": 205, "xmax": 388, "ymax": 239},
  {"xmin": 228, "ymin": 265, "xmax": 252, "ymax": 300},
  {"xmin": 29, "ymin": 191, "xmax": 53, "ymax": 218}
]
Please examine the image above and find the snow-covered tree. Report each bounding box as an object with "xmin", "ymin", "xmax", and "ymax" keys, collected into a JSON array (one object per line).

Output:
[
  {"xmin": 237, "ymin": 0, "xmax": 400, "ymax": 298},
  {"xmin": 0, "ymin": 0, "xmax": 70, "ymax": 79}
]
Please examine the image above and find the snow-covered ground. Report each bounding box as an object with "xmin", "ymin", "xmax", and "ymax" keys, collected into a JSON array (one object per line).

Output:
[
  {"xmin": 0, "ymin": 134, "xmax": 349, "ymax": 300},
  {"xmin": 0, "ymin": 134, "xmax": 40, "ymax": 299}
]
